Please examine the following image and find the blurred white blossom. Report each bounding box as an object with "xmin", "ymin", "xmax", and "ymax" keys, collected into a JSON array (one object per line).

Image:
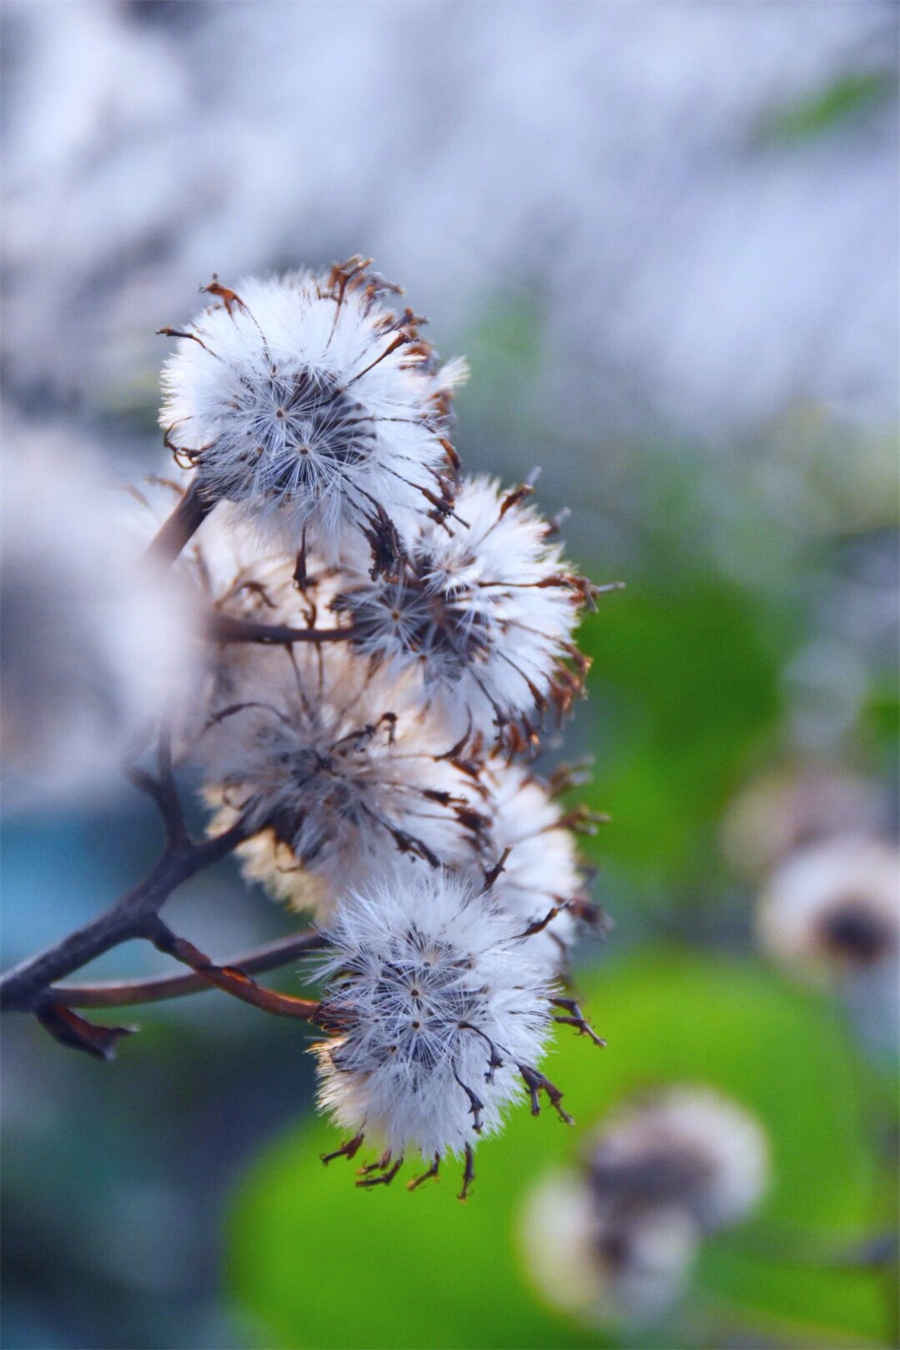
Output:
[
  {"xmin": 758, "ymin": 834, "xmax": 900, "ymax": 1055},
  {"xmin": 1, "ymin": 420, "xmax": 195, "ymax": 807}
]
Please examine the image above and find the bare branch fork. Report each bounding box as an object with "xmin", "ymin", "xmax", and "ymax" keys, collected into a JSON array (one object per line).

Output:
[{"xmin": 0, "ymin": 736, "xmax": 324, "ymax": 1058}]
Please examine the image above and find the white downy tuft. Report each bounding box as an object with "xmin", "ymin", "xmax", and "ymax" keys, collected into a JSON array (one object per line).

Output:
[
  {"xmin": 193, "ymin": 643, "xmax": 487, "ymax": 916},
  {"xmin": 477, "ymin": 760, "xmax": 589, "ymax": 970},
  {"xmin": 159, "ymin": 260, "xmax": 465, "ymax": 564},
  {"xmin": 314, "ymin": 866, "xmax": 566, "ymax": 1187},
  {"xmin": 332, "ymin": 475, "xmax": 595, "ymax": 751}
]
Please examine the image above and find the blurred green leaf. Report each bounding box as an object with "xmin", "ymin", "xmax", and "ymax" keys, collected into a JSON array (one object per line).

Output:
[
  {"xmin": 860, "ymin": 683, "xmax": 900, "ymax": 758},
  {"xmin": 454, "ymin": 295, "xmax": 544, "ymax": 446},
  {"xmin": 579, "ymin": 577, "xmax": 786, "ymax": 883},
  {"xmin": 757, "ymin": 70, "xmax": 896, "ymax": 146},
  {"xmin": 227, "ymin": 950, "xmax": 888, "ymax": 1349}
]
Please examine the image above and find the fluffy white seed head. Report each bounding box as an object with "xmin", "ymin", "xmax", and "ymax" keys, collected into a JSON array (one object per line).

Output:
[
  {"xmin": 314, "ymin": 867, "xmax": 558, "ymax": 1166},
  {"xmin": 332, "ymin": 475, "xmax": 593, "ymax": 751},
  {"xmin": 159, "ymin": 260, "xmax": 466, "ymax": 562},
  {"xmin": 757, "ymin": 835, "xmax": 900, "ymax": 980},
  {"xmin": 520, "ymin": 1169, "xmax": 699, "ymax": 1327},
  {"xmin": 586, "ymin": 1086, "xmax": 769, "ymax": 1233},
  {"xmin": 195, "ymin": 643, "xmax": 487, "ymax": 915}
]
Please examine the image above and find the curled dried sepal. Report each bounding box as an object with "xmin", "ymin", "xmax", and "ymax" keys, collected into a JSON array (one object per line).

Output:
[
  {"xmin": 407, "ymin": 1154, "xmax": 441, "ymax": 1192},
  {"xmin": 320, "ymin": 1132, "xmax": 365, "ymax": 1165},
  {"xmin": 36, "ymin": 1002, "xmax": 136, "ymax": 1060},
  {"xmin": 518, "ymin": 1063, "xmax": 574, "ymax": 1125},
  {"xmin": 458, "ymin": 1143, "xmax": 476, "ymax": 1202},
  {"xmin": 356, "ymin": 1151, "xmax": 404, "ymax": 1189},
  {"xmin": 551, "ymin": 996, "xmax": 607, "ymax": 1049}
]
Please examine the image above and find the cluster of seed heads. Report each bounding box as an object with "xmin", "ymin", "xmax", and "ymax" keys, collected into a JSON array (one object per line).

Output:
[{"xmin": 152, "ymin": 257, "xmax": 614, "ymax": 1197}]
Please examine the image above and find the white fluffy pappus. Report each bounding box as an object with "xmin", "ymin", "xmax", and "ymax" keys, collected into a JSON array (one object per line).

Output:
[
  {"xmin": 159, "ymin": 259, "xmax": 467, "ymax": 562},
  {"xmin": 332, "ymin": 475, "xmax": 597, "ymax": 752},
  {"xmin": 313, "ymin": 867, "xmax": 572, "ymax": 1194},
  {"xmin": 125, "ymin": 482, "xmax": 341, "ymax": 758},
  {"xmin": 196, "ymin": 644, "xmax": 488, "ymax": 916},
  {"xmin": 586, "ymin": 1086, "xmax": 769, "ymax": 1234},
  {"xmin": 478, "ymin": 760, "xmax": 598, "ymax": 971},
  {"xmin": 178, "ymin": 500, "xmax": 350, "ymax": 643}
]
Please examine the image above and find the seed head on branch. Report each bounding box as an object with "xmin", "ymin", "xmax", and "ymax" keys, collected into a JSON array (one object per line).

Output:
[{"xmin": 2, "ymin": 255, "xmax": 621, "ymax": 1199}]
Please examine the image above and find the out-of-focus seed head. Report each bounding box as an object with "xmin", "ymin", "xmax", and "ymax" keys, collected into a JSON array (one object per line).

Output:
[
  {"xmin": 757, "ymin": 834, "xmax": 900, "ymax": 979},
  {"xmin": 721, "ymin": 763, "xmax": 882, "ymax": 879},
  {"xmin": 332, "ymin": 475, "xmax": 596, "ymax": 753},
  {"xmin": 158, "ymin": 260, "xmax": 466, "ymax": 564},
  {"xmin": 520, "ymin": 1170, "xmax": 699, "ymax": 1327},
  {"xmin": 585, "ymin": 1086, "xmax": 769, "ymax": 1233},
  {"xmin": 2, "ymin": 427, "xmax": 195, "ymax": 807},
  {"xmin": 520, "ymin": 1086, "xmax": 766, "ymax": 1326}
]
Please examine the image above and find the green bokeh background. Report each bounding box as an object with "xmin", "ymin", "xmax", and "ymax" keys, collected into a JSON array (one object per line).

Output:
[{"xmin": 229, "ymin": 952, "xmax": 893, "ymax": 1349}]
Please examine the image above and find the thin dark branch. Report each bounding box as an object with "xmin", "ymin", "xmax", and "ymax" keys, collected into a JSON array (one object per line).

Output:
[
  {"xmin": 0, "ymin": 815, "xmax": 252, "ymax": 1015},
  {"xmin": 145, "ymin": 479, "xmax": 211, "ymax": 566},
  {"xmin": 146, "ymin": 919, "xmax": 322, "ymax": 1022},
  {"xmin": 50, "ymin": 930, "xmax": 326, "ymax": 1007},
  {"xmin": 124, "ymin": 728, "xmax": 189, "ymax": 850},
  {"xmin": 208, "ymin": 614, "xmax": 358, "ymax": 645}
]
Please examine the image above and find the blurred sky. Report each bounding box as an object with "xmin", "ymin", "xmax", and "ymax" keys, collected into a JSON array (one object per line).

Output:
[{"xmin": 3, "ymin": 0, "xmax": 897, "ymax": 443}]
